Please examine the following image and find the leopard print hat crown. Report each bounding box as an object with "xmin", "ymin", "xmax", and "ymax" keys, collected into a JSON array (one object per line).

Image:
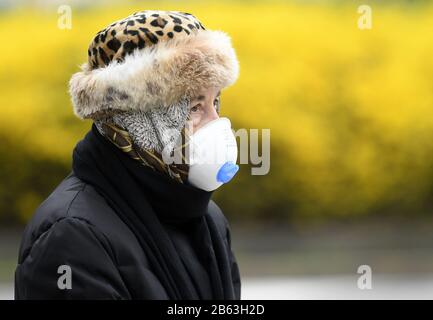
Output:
[{"xmin": 69, "ymin": 10, "xmax": 239, "ymax": 119}]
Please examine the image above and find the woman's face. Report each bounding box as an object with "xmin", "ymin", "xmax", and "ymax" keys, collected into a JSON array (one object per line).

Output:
[{"xmin": 187, "ymin": 86, "xmax": 221, "ymax": 134}]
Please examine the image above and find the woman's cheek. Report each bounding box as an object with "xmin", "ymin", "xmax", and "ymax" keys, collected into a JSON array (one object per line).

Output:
[
  {"xmin": 192, "ymin": 115, "xmax": 201, "ymax": 130},
  {"xmin": 186, "ymin": 116, "xmax": 199, "ymax": 134}
]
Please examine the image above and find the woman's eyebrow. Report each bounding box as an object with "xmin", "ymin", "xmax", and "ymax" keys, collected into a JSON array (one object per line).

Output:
[{"xmin": 193, "ymin": 91, "xmax": 221, "ymax": 102}]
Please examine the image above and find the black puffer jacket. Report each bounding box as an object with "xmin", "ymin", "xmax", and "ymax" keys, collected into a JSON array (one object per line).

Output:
[
  {"xmin": 15, "ymin": 173, "xmax": 241, "ymax": 299},
  {"xmin": 14, "ymin": 127, "xmax": 241, "ymax": 300}
]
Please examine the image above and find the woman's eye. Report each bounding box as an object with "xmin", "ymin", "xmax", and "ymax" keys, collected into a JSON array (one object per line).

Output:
[
  {"xmin": 214, "ymin": 98, "xmax": 220, "ymax": 111},
  {"xmin": 190, "ymin": 105, "xmax": 200, "ymax": 112}
]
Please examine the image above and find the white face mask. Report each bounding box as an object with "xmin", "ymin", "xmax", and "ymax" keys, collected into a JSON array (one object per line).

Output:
[{"xmin": 186, "ymin": 117, "xmax": 239, "ymax": 191}]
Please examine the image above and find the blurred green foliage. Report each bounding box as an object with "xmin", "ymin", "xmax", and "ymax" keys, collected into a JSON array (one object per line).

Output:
[{"xmin": 1, "ymin": 1, "xmax": 433, "ymax": 224}]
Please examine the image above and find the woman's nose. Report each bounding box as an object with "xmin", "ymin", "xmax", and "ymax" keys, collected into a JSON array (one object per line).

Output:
[{"xmin": 207, "ymin": 104, "xmax": 219, "ymax": 121}]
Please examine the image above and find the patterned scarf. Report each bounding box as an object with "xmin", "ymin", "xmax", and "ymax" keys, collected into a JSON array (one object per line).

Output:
[{"xmin": 97, "ymin": 121, "xmax": 190, "ymax": 184}]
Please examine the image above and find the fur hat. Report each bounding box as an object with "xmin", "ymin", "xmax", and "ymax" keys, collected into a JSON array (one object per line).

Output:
[{"xmin": 69, "ymin": 10, "xmax": 239, "ymax": 119}]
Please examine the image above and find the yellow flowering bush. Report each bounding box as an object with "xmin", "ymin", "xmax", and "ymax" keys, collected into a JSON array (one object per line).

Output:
[{"xmin": 1, "ymin": 1, "xmax": 433, "ymax": 223}]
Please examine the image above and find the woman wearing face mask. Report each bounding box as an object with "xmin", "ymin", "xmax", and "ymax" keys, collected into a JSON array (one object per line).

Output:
[{"xmin": 15, "ymin": 10, "xmax": 241, "ymax": 300}]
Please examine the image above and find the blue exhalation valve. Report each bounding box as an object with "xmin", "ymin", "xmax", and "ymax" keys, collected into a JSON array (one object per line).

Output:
[{"xmin": 216, "ymin": 161, "xmax": 239, "ymax": 183}]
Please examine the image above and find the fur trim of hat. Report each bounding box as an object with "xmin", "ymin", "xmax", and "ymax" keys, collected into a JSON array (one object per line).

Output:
[{"xmin": 69, "ymin": 10, "xmax": 239, "ymax": 119}]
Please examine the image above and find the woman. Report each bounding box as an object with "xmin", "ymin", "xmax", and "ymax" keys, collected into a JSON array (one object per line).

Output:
[{"xmin": 15, "ymin": 10, "xmax": 241, "ymax": 299}]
